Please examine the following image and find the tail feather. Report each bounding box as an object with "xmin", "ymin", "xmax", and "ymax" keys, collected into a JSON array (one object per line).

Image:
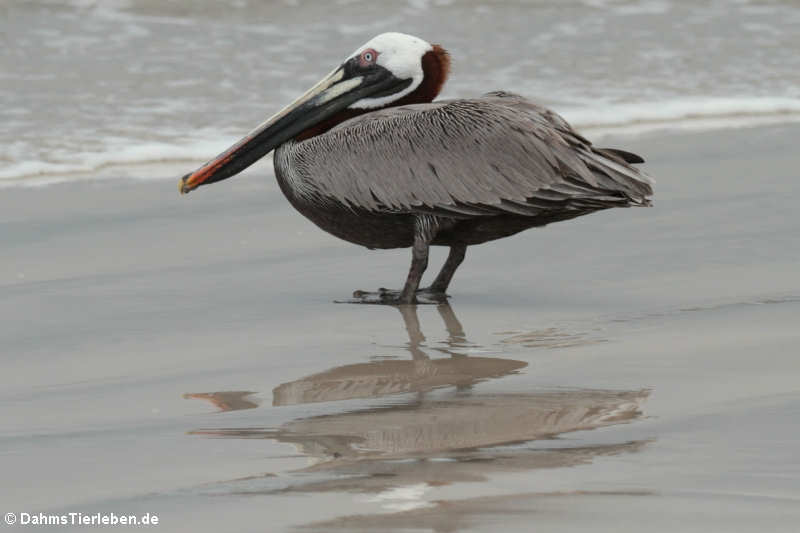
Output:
[{"xmin": 600, "ymin": 148, "xmax": 645, "ymax": 164}]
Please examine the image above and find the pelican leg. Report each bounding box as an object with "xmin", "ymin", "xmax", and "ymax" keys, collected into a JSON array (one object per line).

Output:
[
  {"xmin": 346, "ymin": 217, "xmax": 446, "ymax": 305},
  {"xmin": 395, "ymin": 236, "xmax": 430, "ymax": 304},
  {"xmin": 426, "ymin": 244, "xmax": 467, "ymax": 293}
]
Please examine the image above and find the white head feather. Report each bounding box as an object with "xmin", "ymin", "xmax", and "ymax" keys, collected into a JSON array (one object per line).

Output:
[{"xmin": 347, "ymin": 32, "xmax": 433, "ymax": 110}]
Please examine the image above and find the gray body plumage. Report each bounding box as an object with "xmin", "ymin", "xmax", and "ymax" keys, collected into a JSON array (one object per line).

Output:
[{"xmin": 274, "ymin": 91, "xmax": 653, "ymax": 251}]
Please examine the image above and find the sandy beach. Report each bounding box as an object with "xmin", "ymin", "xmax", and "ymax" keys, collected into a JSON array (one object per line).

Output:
[{"xmin": 1, "ymin": 122, "xmax": 798, "ymax": 531}]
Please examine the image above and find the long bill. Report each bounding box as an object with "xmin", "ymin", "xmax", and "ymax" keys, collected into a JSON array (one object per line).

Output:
[{"xmin": 179, "ymin": 65, "xmax": 406, "ymax": 194}]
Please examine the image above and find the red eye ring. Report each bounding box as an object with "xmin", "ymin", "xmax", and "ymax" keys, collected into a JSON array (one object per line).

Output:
[{"xmin": 360, "ymin": 48, "xmax": 378, "ymax": 66}]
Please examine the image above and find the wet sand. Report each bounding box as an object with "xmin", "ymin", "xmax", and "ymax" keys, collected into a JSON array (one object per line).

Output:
[{"xmin": 1, "ymin": 124, "xmax": 799, "ymax": 531}]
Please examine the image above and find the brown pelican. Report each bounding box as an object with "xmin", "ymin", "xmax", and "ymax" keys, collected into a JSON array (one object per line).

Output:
[{"xmin": 179, "ymin": 33, "xmax": 653, "ymax": 304}]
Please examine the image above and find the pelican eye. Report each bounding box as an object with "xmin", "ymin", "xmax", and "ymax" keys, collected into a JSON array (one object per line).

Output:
[{"xmin": 359, "ymin": 48, "xmax": 378, "ymax": 66}]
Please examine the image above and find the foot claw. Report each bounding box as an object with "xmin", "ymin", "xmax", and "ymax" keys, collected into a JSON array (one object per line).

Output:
[{"xmin": 337, "ymin": 287, "xmax": 448, "ymax": 305}]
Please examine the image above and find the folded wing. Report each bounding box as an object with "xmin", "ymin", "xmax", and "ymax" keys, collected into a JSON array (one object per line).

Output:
[{"xmin": 287, "ymin": 91, "xmax": 653, "ymax": 217}]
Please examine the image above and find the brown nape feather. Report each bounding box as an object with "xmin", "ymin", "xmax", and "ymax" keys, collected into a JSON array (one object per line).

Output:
[
  {"xmin": 391, "ymin": 44, "xmax": 450, "ymax": 106},
  {"xmin": 295, "ymin": 45, "xmax": 450, "ymax": 142}
]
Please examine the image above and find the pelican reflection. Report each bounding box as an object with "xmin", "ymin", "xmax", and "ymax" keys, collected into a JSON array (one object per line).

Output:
[
  {"xmin": 193, "ymin": 388, "xmax": 648, "ymax": 463},
  {"xmin": 272, "ymin": 303, "xmax": 526, "ymax": 406},
  {"xmin": 188, "ymin": 303, "xmax": 650, "ymax": 490},
  {"xmin": 183, "ymin": 304, "xmax": 524, "ymax": 412},
  {"xmin": 182, "ymin": 391, "xmax": 259, "ymax": 412}
]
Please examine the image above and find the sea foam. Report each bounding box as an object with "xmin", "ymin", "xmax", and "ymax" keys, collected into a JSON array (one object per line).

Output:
[{"xmin": 562, "ymin": 96, "xmax": 800, "ymax": 135}]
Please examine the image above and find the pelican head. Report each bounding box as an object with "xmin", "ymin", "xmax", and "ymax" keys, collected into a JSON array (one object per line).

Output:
[{"xmin": 179, "ymin": 32, "xmax": 450, "ymax": 194}]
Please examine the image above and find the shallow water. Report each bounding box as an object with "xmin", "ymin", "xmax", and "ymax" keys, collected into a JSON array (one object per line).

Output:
[
  {"xmin": 1, "ymin": 124, "xmax": 799, "ymax": 531},
  {"xmin": 4, "ymin": 0, "xmax": 800, "ymax": 183}
]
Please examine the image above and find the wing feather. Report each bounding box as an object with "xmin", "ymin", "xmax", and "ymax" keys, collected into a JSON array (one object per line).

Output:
[{"xmin": 283, "ymin": 93, "xmax": 653, "ymax": 216}]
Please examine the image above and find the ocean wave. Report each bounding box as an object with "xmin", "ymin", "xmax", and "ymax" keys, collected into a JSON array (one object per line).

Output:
[
  {"xmin": 3, "ymin": 96, "xmax": 800, "ymax": 186},
  {"xmin": 0, "ymin": 138, "xmax": 238, "ymax": 185},
  {"xmin": 561, "ymin": 96, "xmax": 800, "ymax": 135}
]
